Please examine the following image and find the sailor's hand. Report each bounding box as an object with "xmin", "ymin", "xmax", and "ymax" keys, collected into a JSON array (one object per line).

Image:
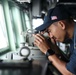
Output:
[{"xmin": 33, "ymin": 34, "xmax": 50, "ymax": 54}]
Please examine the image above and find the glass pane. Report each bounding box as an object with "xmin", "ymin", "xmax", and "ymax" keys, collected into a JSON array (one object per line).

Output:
[
  {"xmin": 0, "ymin": 4, "xmax": 8, "ymax": 49},
  {"xmin": 9, "ymin": 9, "xmax": 16, "ymax": 44},
  {"xmin": 32, "ymin": 18, "xmax": 43, "ymax": 29},
  {"xmin": 25, "ymin": 14, "xmax": 31, "ymax": 29}
]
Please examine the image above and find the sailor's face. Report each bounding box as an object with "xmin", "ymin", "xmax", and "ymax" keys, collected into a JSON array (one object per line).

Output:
[{"xmin": 46, "ymin": 21, "xmax": 67, "ymax": 43}]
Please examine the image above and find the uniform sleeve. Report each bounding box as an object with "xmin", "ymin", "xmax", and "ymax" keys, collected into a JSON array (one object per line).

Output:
[{"xmin": 66, "ymin": 50, "xmax": 76, "ymax": 74}]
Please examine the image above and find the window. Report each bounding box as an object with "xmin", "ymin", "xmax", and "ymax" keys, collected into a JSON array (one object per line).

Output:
[
  {"xmin": 0, "ymin": 4, "xmax": 8, "ymax": 49},
  {"xmin": 32, "ymin": 18, "xmax": 43, "ymax": 29},
  {"xmin": 9, "ymin": 4, "xmax": 25, "ymax": 48},
  {"xmin": 25, "ymin": 13, "xmax": 31, "ymax": 29}
]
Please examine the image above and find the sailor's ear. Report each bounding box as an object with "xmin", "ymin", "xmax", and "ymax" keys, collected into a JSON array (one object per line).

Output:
[{"xmin": 58, "ymin": 21, "xmax": 65, "ymax": 30}]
